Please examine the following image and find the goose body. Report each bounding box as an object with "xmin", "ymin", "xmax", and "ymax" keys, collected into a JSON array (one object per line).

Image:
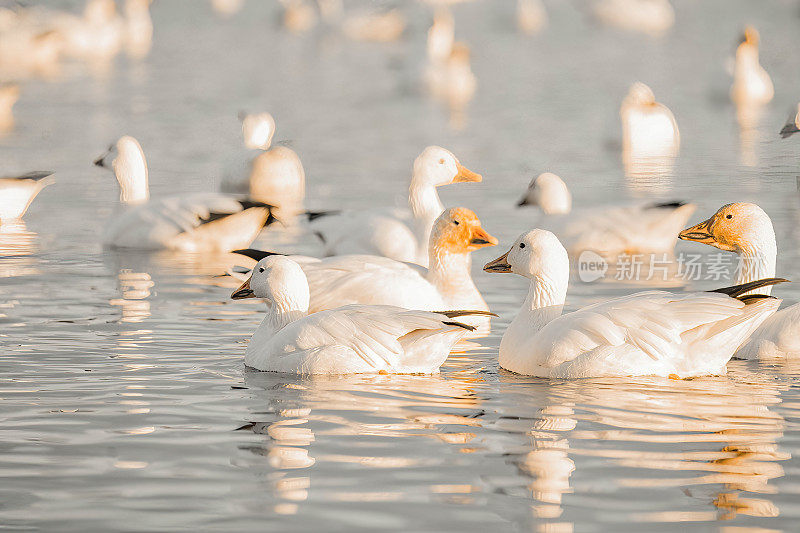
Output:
[
  {"xmin": 231, "ymin": 256, "xmax": 487, "ymax": 374},
  {"xmin": 96, "ymin": 136, "xmax": 272, "ymax": 252},
  {"xmin": 235, "ymin": 207, "xmax": 496, "ymax": 329},
  {"xmin": 518, "ymin": 172, "xmax": 694, "ymax": 256},
  {"xmin": 730, "ymin": 27, "xmax": 773, "ymax": 105},
  {"xmin": 680, "ymin": 203, "xmax": 800, "ymax": 359},
  {"xmin": 593, "ymin": 0, "xmax": 674, "ymax": 36},
  {"xmin": 0, "ymin": 171, "xmax": 54, "ymax": 221},
  {"xmin": 484, "ymin": 229, "xmax": 782, "ymax": 378},
  {"xmin": 621, "ymin": 82, "xmax": 680, "ymax": 158},
  {"xmin": 310, "ymin": 146, "xmax": 482, "ymax": 266}
]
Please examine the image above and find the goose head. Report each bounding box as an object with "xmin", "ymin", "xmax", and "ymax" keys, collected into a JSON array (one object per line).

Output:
[
  {"xmin": 241, "ymin": 112, "xmax": 276, "ymax": 151},
  {"xmin": 94, "ymin": 135, "xmax": 149, "ymax": 204},
  {"xmin": 679, "ymin": 202, "xmax": 775, "ymax": 254},
  {"xmin": 429, "ymin": 207, "xmax": 497, "ymax": 256},
  {"xmin": 231, "ymin": 256, "xmax": 310, "ymax": 314},
  {"xmin": 412, "ymin": 146, "xmax": 482, "ymax": 188},
  {"xmin": 624, "ymin": 82, "xmax": 656, "ymax": 108},
  {"xmin": 517, "ymin": 172, "xmax": 572, "ymax": 214},
  {"xmin": 484, "ymin": 229, "xmax": 569, "ymax": 285}
]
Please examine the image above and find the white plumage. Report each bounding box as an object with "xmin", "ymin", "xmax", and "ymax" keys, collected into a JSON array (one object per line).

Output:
[
  {"xmin": 484, "ymin": 229, "xmax": 781, "ymax": 378},
  {"xmin": 0, "ymin": 171, "xmax": 54, "ymax": 222},
  {"xmin": 680, "ymin": 202, "xmax": 800, "ymax": 359},
  {"xmin": 231, "ymin": 255, "xmax": 486, "ymax": 374},
  {"xmin": 309, "ymin": 146, "xmax": 482, "ymax": 266},
  {"xmin": 96, "ymin": 135, "xmax": 272, "ymax": 252},
  {"xmin": 730, "ymin": 27, "xmax": 773, "ymax": 105},
  {"xmin": 517, "ymin": 172, "xmax": 694, "ymax": 256}
]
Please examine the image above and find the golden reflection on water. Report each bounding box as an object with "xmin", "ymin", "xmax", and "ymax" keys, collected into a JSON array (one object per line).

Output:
[
  {"xmin": 0, "ymin": 221, "xmax": 38, "ymax": 278},
  {"xmin": 736, "ymin": 101, "xmax": 765, "ymax": 168}
]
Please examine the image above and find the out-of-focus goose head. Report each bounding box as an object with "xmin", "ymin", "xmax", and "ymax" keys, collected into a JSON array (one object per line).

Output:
[{"xmin": 517, "ymin": 172, "xmax": 572, "ymax": 214}]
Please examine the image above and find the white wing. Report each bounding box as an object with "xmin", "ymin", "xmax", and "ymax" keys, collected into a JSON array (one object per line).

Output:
[
  {"xmin": 104, "ymin": 193, "xmax": 269, "ymax": 251},
  {"xmin": 502, "ymin": 290, "xmax": 778, "ymax": 378},
  {"xmin": 245, "ymin": 305, "xmax": 467, "ymax": 374},
  {"xmin": 735, "ymin": 302, "xmax": 800, "ymax": 359}
]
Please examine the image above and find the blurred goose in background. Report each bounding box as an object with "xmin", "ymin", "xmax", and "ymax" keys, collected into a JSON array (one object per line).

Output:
[
  {"xmin": 341, "ymin": 8, "xmax": 405, "ymax": 42},
  {"xmin": 309, "ymin": 146, "xmax": 482, "ymax": 266},
  {"xmin": 593, "ymin": 0, "xmax": 674, "ymax": 37},
  {"xmin": 621, "ymin": 82, "xmax": 680, "ymax": 159},
  {"xmin": 123, "ymin": 0, "xmax": 153, "ymax": 58},
  {"xmin": 0, "ymin": 21, "xmax": 63, "ymax": 80},
  {"xmin": 211, "ymin": 0, "xmax": 245, "ymax": 17},
  {"xmin": 50, "ymin": 0, "xmax": 125, "ymax": 61},
  {"xmin": 426, "ymin": 7, "xmax": 454, "ymax": 65},
  {"xmin": 679, "ymin": 203, "xmax": 800, "ymax": 359},
  {"xmin": 0, "ymin": 171, "xmax": 54, "ymax": 222},
  {"xmin": 779, "ymin": 104, "xmax": 800, "ymax": 138},
  {"xmin": 731, "ymin": 27, "xmax": 773, "ymax": 106},
  {"xmin": 233, "ymin": 208, "xmax": 497, "ymax": 331},
  {"xmin": 95, "ymin": 136, "xmax": 274, "ymax": 252},
  {"xmin": 427, "ymin": 42, "xmax": 476, "ymax": 128},
  {"xmin": 484, "ymin": 229, "xmax": 784, "ymax": 378},
  {"xmin": 281, "ymin": 0, "xmax": 317, "ymax": 33},
  {"xmin": 0, "ymin": 83, "xmax": 19, "ymax": 133},
  {"xmin": 222, "ymin": 112, "xmax": 306, "ymax": 222},
  {"xmin": 230, "ymin": 255, "xmax": 491, "ymax": 374},
  {"xmin": 517, "ymin": 0, "xmax": 547, "ymax": 35},
  {"xmin": 517, "ymin": 172, "xmax": 695, "ymax": 257}
]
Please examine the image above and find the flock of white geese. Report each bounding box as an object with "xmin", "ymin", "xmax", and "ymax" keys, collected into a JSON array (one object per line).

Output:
[{"xmin": 1, "ymin": 0, "xmax": 798, "ymax": 379}]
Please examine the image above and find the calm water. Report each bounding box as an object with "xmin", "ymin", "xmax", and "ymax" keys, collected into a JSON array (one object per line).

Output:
[{"xmin": 3, "ymin": 1, "xmax": 800, "ymax": 530}]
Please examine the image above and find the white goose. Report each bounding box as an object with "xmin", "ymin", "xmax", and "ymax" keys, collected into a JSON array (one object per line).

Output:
[
  {"xmin": 679, "ymin": 203, "xmax": 800, "ymax": 358},
  {"xmin": 234, "ymin": 207, "xmax": 497, "ymax": 328},
  {"xmin": 95, "ymin": 135, "xmax": 274, "ymax": 252},
  {"xmin": 0, "ymin": 171, "xmax": 54, "ymax": 222},
  {"xmin": 620, "ymin": 82, "xmax": 680, "ymax": 158},
  {"xmin": 730, "ymin": 27, "xmax": 773, "ymax": 105},
  {"xmin": 517, "ymin": 172, "xmax": 695, "ymax": 257},
  {"xmin": 231, "ymin": 255, "xmax": 490, "ymax": 374},
  {"xmin": 593, "ymin": 0, "xmax": 674, "ymax": 37},
  {"xmin": 0, "ymin": 83, "xmax": 19, "ymax": 132},
  {"xmin": 310, "ymin": 146, "xmax": 481, "ymax": 265},
  {"xmin": 483, "ymin": 229, "xmax": 783, "ymax": 378}
]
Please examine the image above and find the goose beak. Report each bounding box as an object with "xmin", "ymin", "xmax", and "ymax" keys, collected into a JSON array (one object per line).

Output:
[
  {"xmin": 453, "ymin": 163, "xmax": 482, "ymax": 183},
  {"xmin": 468, "ymin": 226, "xmax": 498, "ymax": 250},
  {"xmin": 679, "ymin": 216, "xmax": 716, "ymax": 245},
  {"xmin": 483, "ymin": 250, "xmax": 512, "ymax": 273},
  {"xmin": 231, "ymin": 277, "xmax": 255, "ymax": 299}
]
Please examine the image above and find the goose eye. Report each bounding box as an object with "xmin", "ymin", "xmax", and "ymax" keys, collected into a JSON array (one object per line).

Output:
[
  {"xmin": 726, "ymin": 214, "xmax": 733, "ymax": 220},
  {"xmin": 452, "ymin": 220, "xmax": 460, "ymax": 225},
  {"xmin": 258, "ymin": 267, "xmax": 265, "ymax": 273},
  {"xmin": 439, "ymin": 158, "xmax": 445, "ymax": 164},
  {"xmin": 519, "ymin": 243, "xmax": 526, "ymax": 249}
]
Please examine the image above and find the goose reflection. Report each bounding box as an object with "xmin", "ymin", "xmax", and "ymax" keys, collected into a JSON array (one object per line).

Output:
[{"xmin": 0, "ymin": 220, "xmax": 40, "ymax": 278}]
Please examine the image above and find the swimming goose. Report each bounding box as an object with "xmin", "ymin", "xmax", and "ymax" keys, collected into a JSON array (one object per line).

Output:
[
  {"xmin": 0, "ymin": 171, "xmax": 54, "ymax": 222},
  {"xmin": 679, "ymin": 203, "xmax": 800, "ymax": 358},
  {"xmin": 310, "ymin": 146, "xmax": 481, "ymax": 265},
  {"xmin": 517, "ymin": 172, "xmax": 695, "ymax": 257},
  {"xmin": 483, "ymin": 229, "xmax": 783, "ymax": 378},
  {"xmin": 779, "ymin": 104, "xmax": 800, "ymax": 138},
  {"xmin": 234, "ymin": 207, "xmax": 497, "ymax": 328},
  {"xmin": 231, "ymin": 255, "xmax": 491, "ymax": 374},
  {"xmin": 593, "ymin": 0, "xmax": 674, "ymax": 37},
  {"xmin": 621, "ymin": 82, "xmax": 680, "ymax": 159},
  {"xmin": 123, "ymin": 0, "xmax": 153, "ymax": 59},
  {"xmin": 517, "ymin": 0, "xmax": 547, "ymax": 35},
  {"xmin": 51, "ymin": 0, "xmax": 125, "ymax": 61},
  {"xmin": 223, "ymin": 112, "xmax": 306, "ymax": 222},
  {"xmin": 730, "ymin": 27, "xmax": 773, "ymax": 105},
  {"xmin": 95, "ymin": 135, "xmax": 274, "ymax": 252}
]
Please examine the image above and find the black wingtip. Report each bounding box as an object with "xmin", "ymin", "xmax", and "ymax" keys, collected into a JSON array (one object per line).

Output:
[
  {"xmin": 238, "ymin": 199, "xmax": 275, "ymax": 210},
  {"xmin": 11, "ymin": 170, "xmax": 54, "ymax": 181},
  {"xmin": 709, "ymin": 277, "xmax": 790, "ymax": 299},
  {"xmin": 442, "ymin": 320, "xmax": 477, "ymax": 332},
  {"xmin": 305, "ymin": 210, "xmax": 341, "ymax": 222},
  {"xmin": 232, "ymin": 248, "xmax": 283, "ymax": 261},
  {"xmin": 780, "ymin": 125, "xmax": 799, "ymax": 139},
  {"xmin": 645, "ymin": 201, "xmax": 687, "ymax": 210},
  {"xmin": 434, "ymin": 310, "xmax": 499, "ymax": 319}
]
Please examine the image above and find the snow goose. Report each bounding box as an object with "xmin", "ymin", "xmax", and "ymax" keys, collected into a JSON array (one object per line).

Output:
[
  {"xmin": 231, "ymin": 255, "xmax": 491, "ymax": 374},
  {"xmin": 679, "ymin": 203, "xmax": 800, "ymax": 358},
  {"xmin": 483, "ymin": 229, "xmax": 784, "ymax": 378},
  {"xmin": 234, "ymin": 207, "xmax": 497, "ymax": 329},
  {"xmin": 731, "ymin": 27, "xmax": 773, "ymax": 106},
  {"xmin": 779, "ymin": 103, "xmax": 800, "ymax": 139},
  {"xmin": 222, "ymin": 112, "xmax": 305, "ymax": 222},
  {"xmin": 517, "ymin": 0, "xmax": 547, "ymax": 35},
  {"xmin": 123, "ymin": 0, "xmax": 153, "ymax": 59},
  {"xmin": 621, "ymin": 82, "xmax": 680, "ymax": 159},
  {"xmin": 593, "ymin": 0, "xmax": 674, "ymax": 37},
  {"xmin": 0, "ymin": 171, "xmax": 54, "ymax": 222},
  {"xmin": 95, "ymin": 135, "xmax": 274, "ymax": 252},
  {"xmin": 50, "ymin": 0, "xmax": 125, "ymax": 61},
  {"xmin": 517, "ymin": 172, "xmax": 695, "ymax": 257},
  {"xmin": 310, "ymin": 145, "xmax": 481, "ymax": 265}
]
